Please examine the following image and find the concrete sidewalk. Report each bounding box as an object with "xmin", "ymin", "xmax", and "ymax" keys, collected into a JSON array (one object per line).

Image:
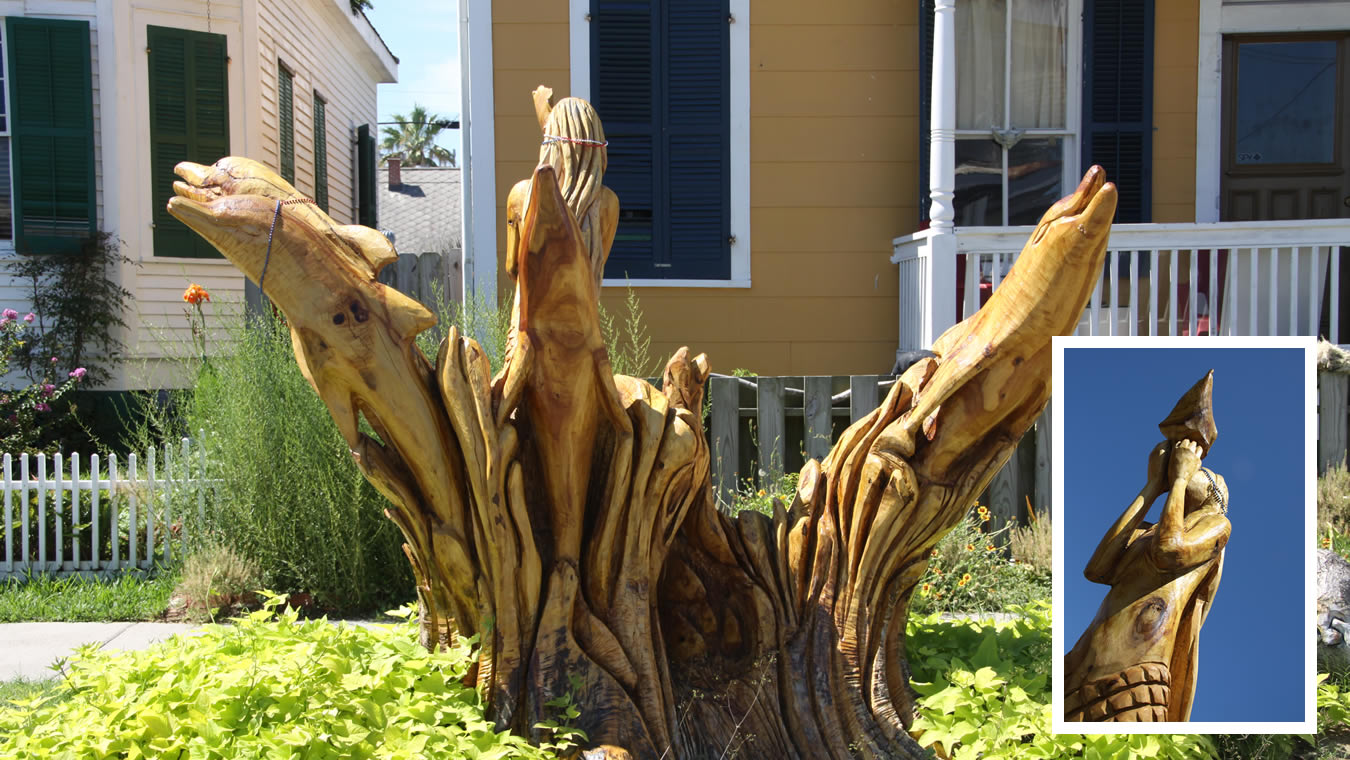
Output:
[
  {"xmin": 0, "ymin": 620, "xmax": 388, "ymax": 681},
  {"xmin": 0, "ymin": 622, "xmax": 199, "ymax": 681}
]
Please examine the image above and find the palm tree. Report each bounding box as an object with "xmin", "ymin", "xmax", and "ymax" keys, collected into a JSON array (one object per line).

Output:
[{"xmin": 380, "ymin": 105, "xmax": 457, "ymax": 167}]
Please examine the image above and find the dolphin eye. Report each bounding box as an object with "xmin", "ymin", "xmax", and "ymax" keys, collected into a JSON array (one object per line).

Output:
[
  {"xmin": 350, "ymin": 301, "xmax": 369, "ymax": 323},
  {"xmin": 332, "ymin": 313, "xmax": 345, "ymax": 325}
]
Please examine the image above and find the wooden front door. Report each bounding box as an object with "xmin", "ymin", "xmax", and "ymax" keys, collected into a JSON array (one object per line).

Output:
[
  {"xmin": 1222, "ymin": 34, "xmax": 1350, "ymax": 221},
  {"xmin": 1221, "ymin": 34, "xmax": 1349, "ymax": 340}
]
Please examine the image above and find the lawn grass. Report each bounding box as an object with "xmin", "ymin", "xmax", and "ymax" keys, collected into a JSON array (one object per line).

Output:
[
  {"xmin": 0, "ymin": 677, "xmax": 59, "ymax": 706},
  {"xmin": 0, "ymin": 569, "xmax": 178, "ymax": 623}
]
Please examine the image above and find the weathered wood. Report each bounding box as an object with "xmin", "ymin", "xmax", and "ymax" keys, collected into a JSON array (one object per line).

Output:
[
  {"xmin": 1065, "ymin": 372, "xmax": 1230, "ymax": 723},
  {"xmin": 1034, "ymin": 407, "xmax": 1053, "ymax": 519},
  {"xmin": 803, "ymin": 375, "xmax": 834, "ymax": 462},
  {"xmin": 1320, "ymin": 372, "xmax": 1349, "ymax": 473},
  {"xmin": 848, "ymin": 374, "xmax": 879, "ymax": 423},
  {"xmin": 710, "ymin": 376, "xmax": 740, "ymax": 508},
  {"xmin": 757, "ymin": 376, "xmax": 786, "ymax": 487},
  {"xmin": 169, "ymin": 108, "xmax": 1118, "ymax": 757}
]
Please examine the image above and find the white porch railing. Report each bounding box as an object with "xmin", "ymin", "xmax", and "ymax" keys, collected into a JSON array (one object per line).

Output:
[
  {"xmin": 892, "ymin": 219, "xmax": 1349, "ymax": 351},
  {"xmin": 1, "ymin": 438, "xmax": 212, "ymax": 579}
]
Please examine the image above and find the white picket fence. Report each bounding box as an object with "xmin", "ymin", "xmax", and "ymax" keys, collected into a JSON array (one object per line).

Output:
[{"xmin": 1, "ymin": 438, "xmax": 212, "ymax": 579}]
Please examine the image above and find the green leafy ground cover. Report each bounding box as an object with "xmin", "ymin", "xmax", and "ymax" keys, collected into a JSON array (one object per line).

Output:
[{"xmin": 0, "ymin": 597, "xmax": 581, "ymax": 759}]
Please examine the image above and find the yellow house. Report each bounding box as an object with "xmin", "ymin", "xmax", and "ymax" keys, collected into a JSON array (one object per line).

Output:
[{"xmin": 460, "ymin": 0, "xmax": 1349, "ymax": 375}]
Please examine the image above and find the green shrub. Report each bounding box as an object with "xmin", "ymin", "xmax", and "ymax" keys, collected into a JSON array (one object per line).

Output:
[
  {"xmin": 908, "ymin": 601, "xmax": 1223, "ymax": 759},
  {"xmin": 173, "ymin": 543, "xmax": 263, "ymax": 623},
  {"xmin": 145, "ymin": 306, "xmax": 413, "ymax": 614},
  {"xmin": 912, "ymin": 505, "xmax": 1050, "ymax": 615},
  {"xmin": 1320, "ymin": 458, "xmax": 1350, "ymax": 538},
  {"xmin": 0, "ymin": 595, "xmax": 582, "ymax": 758},
  {"xmin": 599, "ymin": 283, "xmax": 655, "ymax": 378}
]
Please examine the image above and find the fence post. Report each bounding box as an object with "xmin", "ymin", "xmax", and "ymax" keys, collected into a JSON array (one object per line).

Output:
[
  {"xmin": 757, "ymin": 377, "xmax": 786, "ymax": 488},
  {"xmin": 19, "ymin": 454, "xmax": 28, "ymax": 574},
  {"xmin": 37, "ymin": 454, "xmax": 47, "ymax": 571},
  {"xmin": 70, "ymin": 454, "xmax": 80, "ymax": 571},
  {"xmin": 1034, "ymin": 407, "xmax": 1053, "ymax": 520},
  {"xmin": 803, "ymin": 376, "xmax": 834, "ymax": 462},
  {"xmin": 128, "ymin": 453, "xmax": 138, "ymax": 569},
  {"xmin": 91, "ymin": 454, "xmax": 101, "ymax": 572},
  {"xmin": 1320, "ymin": 370, "xmax": 1349, "ymax": 473},
  {"xmin": 849, "ymin": 376, "xmax": 880, "ymax": 423},
  {"xmin": 710, "ymin": 377, "xmax": 739, "ymax": 507},
  {"xmin": 3, "ymin": 454, "xmax": 10, "ymax": 575}
]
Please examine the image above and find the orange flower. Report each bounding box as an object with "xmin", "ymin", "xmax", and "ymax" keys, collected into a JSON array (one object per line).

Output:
[
  {"xmin": 958, "ymin": 573, "xmax": 971, "ymax": 587},
  {"xmin": 1324, "ymin": 536, "xmax": 1334, "ymax": 549},
  {"xmin": 930, "ymin": 549, "xmax": 939, "ymax": 557},
  {"xmin": 183, "ymin": 283, "xmax": 211, "ymax": 305},
  {"xmin": 757, "ymin": 490, "xmax": 766, "ymax": 497}
]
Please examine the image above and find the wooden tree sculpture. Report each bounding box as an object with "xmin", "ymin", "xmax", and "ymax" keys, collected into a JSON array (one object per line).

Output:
[
  {"xmin": 167, "ymin": 90, "xmax": 1117, "ymax": 758},
  {"xmin": 1064, "ymin": 371, "xmax": 1231, "ymax": 722}
]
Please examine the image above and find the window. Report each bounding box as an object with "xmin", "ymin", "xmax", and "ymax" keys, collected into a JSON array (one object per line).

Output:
[
  {"xmin": 952, "ymin": 0, "xmax": 1077, "ymax": 226},
  {"xmin": 313, "ymin": 92, "xmax": 328, "ymax": 212},
  {"xmin": 589, "ymin": 0, "xmax": 731, "ymax": 281},
  {"xmin": 5, "ymin": 17, "xmax": 96, "ymax": 253},
  {"xmin": 148, "ymin": 25, "xmax": 228, "ymax": 258},
  {"xmin": 278, "ymin": 63, "xmax": 294, "ymax": 184}
]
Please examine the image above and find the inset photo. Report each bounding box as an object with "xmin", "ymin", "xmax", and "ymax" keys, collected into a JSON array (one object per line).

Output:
[{"xmin": 1052, "ymin": 337, "xmax": 1315, "ymax": 734}]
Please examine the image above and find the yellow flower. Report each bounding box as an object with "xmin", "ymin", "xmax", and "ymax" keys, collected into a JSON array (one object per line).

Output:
[
  {"xmin": 980, "ymin": 512, "xmax": 991, "ymax": 522},
  {"xmin": 757, "ymin": 490, "xmax": 766, "ymax": 497},
  {"xmin": 958, "ymin": 573, "xmax": 971, "ymax": 587},
  {"xmin": 976, "ymin": 505, "xmax": 989, "ymax": 516},
  {"xmin": 930, "ymin": 549, "xmax": 938, "ymax": 557},
  {"xmin": 921, "ymin": 583, "xmax": 931, "ymax": 595},
  {"xmin": 965, "ymin": 543, "xmax": 974, "ymax": 552},
  {"xmin": 985, "ymin": 544, "xmax": 996, "ymax": 552},
  {"xmin": 1324, "ymin": 536, "xmax": 1334, "ymax": 549}
]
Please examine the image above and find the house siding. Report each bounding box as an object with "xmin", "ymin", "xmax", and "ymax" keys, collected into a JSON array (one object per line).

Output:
[
  {"xmin": 1152, "ymin": 0, "xmax": 1199, "ymax": 222},
  {"xmin": 0, "ymin": 0, "xmax": 390, "ymax": 390},
  {"xmin": 492, "ymin": 0, "xmax": 916, "ymax": 375}
]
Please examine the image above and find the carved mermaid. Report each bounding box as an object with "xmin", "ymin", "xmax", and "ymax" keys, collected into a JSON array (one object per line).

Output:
[{"xmin": 1064, "ymin": 371, "xmax": 1231, "ymax": 722}]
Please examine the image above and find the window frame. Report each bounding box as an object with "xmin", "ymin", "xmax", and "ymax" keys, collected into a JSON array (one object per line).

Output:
[
  {"xmin": 568, "ymin": 0, "xmax": 750, "ymax": 288},
  {"xmin": 952, "ymin": 0, "xmax": 1083, "ymax": 227}
]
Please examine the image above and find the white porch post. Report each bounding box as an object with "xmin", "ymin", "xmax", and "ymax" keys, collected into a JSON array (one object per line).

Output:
[
  {"xmin": 459, "ymin": 0, "xmax": 498, "ymax": 305},
  {"xmin": 926, "ymin": 0, "xmax": 959, "ymax": 346}
]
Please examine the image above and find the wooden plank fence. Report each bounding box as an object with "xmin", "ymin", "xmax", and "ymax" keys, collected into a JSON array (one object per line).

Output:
[
  {"xmin": 1323, "ymin": 366, "xmax": 1350, "ymax": 474},
  {"xmin": 1, "ymin": 438, "xmax": 212, "ymax": 579},
  {"xmin": 246, "ymin": 249, "xmax": 463, "ymax": 317},
  {"xmin": 705, "ymin": 375, "xmax": 1051, "ymax": 530}
]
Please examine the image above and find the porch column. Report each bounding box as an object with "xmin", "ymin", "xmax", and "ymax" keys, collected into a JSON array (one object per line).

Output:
[{"xmin": 926, "ymin": 0, "xmax": 958, "ymax": 347}]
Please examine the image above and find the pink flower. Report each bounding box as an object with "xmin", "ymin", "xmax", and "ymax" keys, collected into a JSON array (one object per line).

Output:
[
  {"xmin": 22, "ymin": 312, "xmax": 33, "ymax": 323},
  {"xmin": 2, "ymin": 309, "xmax": 17, "ymax": 320},
  {"xmin": 49, "ymin": 357, "xmax": 57, "ymax": 363},
  {"xmin": 69, "ymin": 367, "xmax": 86, "ymax": 380},
  {"xmin": 0, "ymin": 318, "xmax": 9, "ymax": 327},
  {"xmin": 41, "ymin": 384, "xmax": 54, "ymax": 397},
  {"xmin": 33, "ymin": 402, "xmax": 49, "ymax": 413}
]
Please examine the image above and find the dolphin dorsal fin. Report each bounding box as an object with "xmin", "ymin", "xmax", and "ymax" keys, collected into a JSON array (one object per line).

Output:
[
  {"xmin": 382, "ymin": 285, "xmax": 438, "ymax": 341},
  {"xmin": 334, "ymin": 225, "xmax": 400, "ymax": 277}
]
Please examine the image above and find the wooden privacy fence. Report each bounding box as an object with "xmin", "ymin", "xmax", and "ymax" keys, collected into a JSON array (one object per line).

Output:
[
  {"xmin": 1, "ymin": 438, "xmax": 212, "ymax": 579},
  {"xmin": 705, "ymin": 375, "xmax": 1052, "ymax": 529},
  {"xmin": 1323, "ymin": 364, "xmax": 1350, "ymax": 474},
  {"xmin": 246, "ymin": 249, "xmax": 463, "ymax": 316}
]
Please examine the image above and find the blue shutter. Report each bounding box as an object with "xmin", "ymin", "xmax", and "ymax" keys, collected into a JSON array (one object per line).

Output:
[
  {"xmin": 592, "ymin": 0, "xmax": 729, "ymax": 280},
  {"xmin": 1082, "ymin": 0, "xmax": 1153, "ymax": 223}
]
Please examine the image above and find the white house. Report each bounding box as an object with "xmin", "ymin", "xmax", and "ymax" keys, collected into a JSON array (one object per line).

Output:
[{"xmin": 0, "ymin": 0, "xmax": 396, "ymax": 390}]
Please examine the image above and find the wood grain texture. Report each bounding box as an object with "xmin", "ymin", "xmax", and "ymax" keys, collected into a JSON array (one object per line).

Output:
[{"xmin": 167, "ymin": 114, "xmax": 1119, "ymax": 756}]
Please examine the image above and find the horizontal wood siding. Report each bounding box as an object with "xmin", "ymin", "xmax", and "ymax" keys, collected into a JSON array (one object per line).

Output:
[
  {"xmin": 491, "ymin": 0, "xmax": 916, "ymax": 375},
  {"xmin": 1152, "ymin": 0, "xmax": 1198, "ymax": 223}
]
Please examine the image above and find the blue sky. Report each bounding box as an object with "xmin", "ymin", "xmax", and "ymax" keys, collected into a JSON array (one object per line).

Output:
[
  {"xmin": 364, "ymin": 1, "xmax": 462, "ymax": 162},
  {"xmin": 1060, "ymin": 346, "xmax": 1309, "ymax": 724}
]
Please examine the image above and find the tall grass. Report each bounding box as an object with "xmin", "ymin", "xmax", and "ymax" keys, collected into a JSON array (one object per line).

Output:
[{"xmin": 136, "ymin": 307, "xmax": 412, "ymax": 613}]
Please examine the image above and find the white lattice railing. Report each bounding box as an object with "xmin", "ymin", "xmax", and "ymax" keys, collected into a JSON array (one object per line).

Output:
[
  {"xmin": 893, "ymin": 219, "xmax": 1349, "ymax": 351},
  {"xmin": 1, "ymin": 438, "xmax": 213, "ymax": 578}
]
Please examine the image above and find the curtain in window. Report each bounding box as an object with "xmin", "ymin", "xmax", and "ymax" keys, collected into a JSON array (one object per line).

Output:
[{"xmin": 956, "ymin": 0, "xmax": 1065, "ymax": 130}]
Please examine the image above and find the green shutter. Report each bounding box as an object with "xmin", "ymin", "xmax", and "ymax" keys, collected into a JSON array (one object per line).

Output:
[
  {"xmin": 278, "ymin": 65, "xmax": 294, "ymax": 183},
  {"xmin": 313, "ymin": 93, "xmax": 328, "ymax": 212},
  {"xmin": 148, "ymin": 25, "xmax": 229, "ymax": 258},
  {"xmin": 357, "ymin": 124, "xmax": 376, "ymax": 227},
  {"xmin": 6, "ymin": 17, "xmax": 96, "ymax": 253}
]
